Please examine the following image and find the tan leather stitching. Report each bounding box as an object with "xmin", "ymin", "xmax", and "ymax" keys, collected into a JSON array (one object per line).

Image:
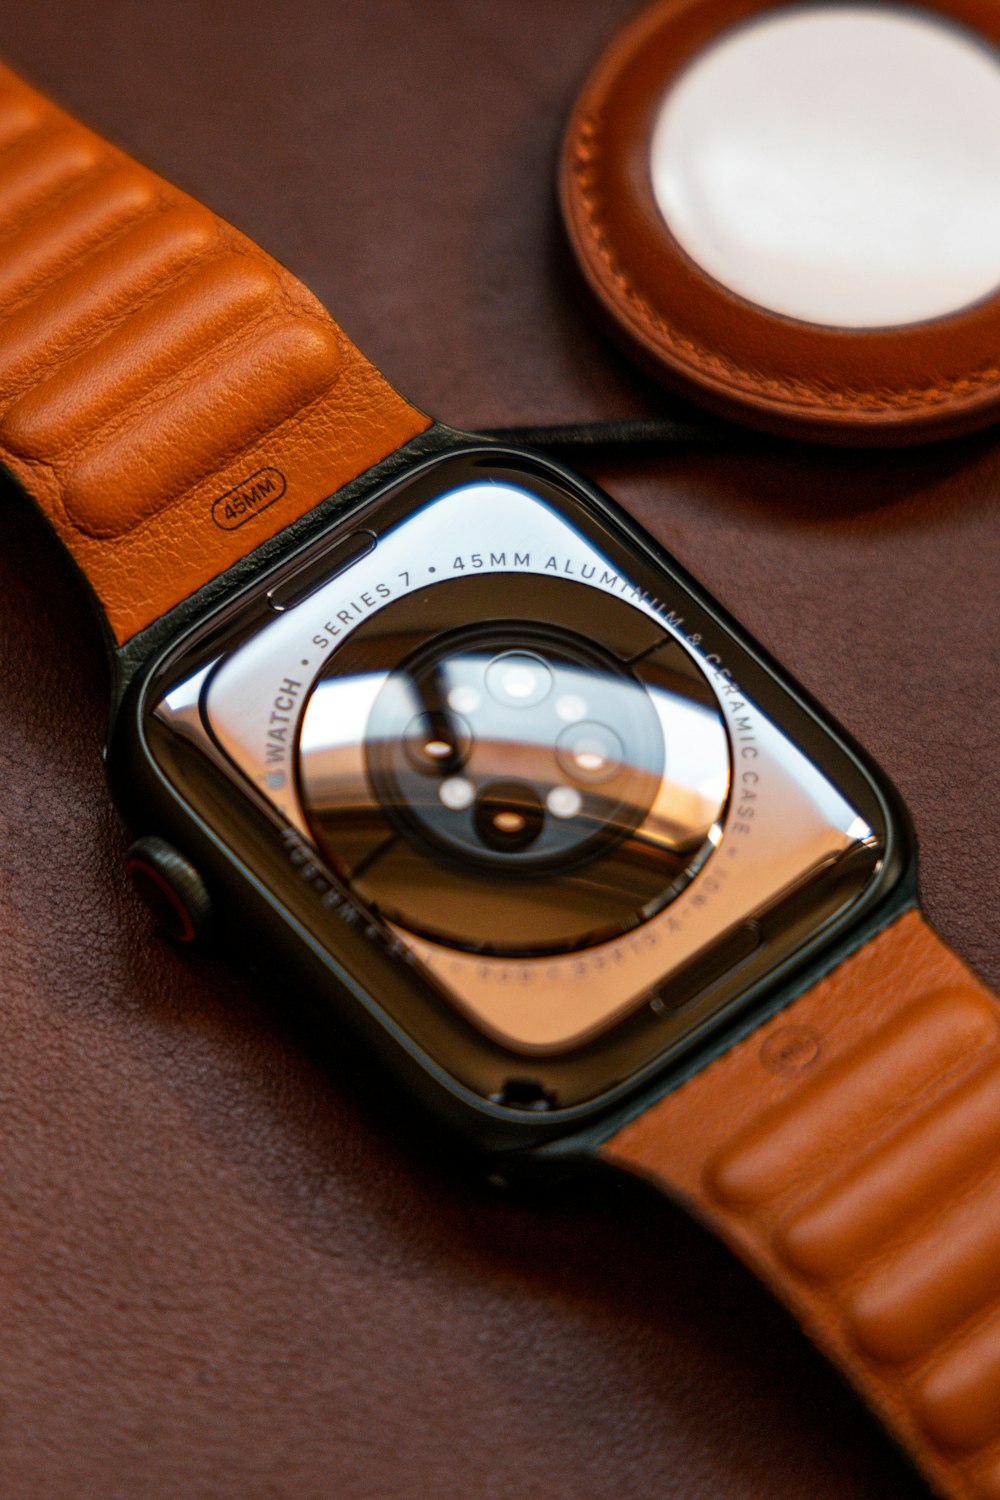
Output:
[{"xmin": 569, "ymin": 122, "xmax": 1000, "ymax": 412}]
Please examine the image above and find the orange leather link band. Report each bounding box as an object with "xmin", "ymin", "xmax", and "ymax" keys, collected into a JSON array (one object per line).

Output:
[
  {"xmin": 0, "ymin": 61, "xmax": 430, "ymax": 644},
  {"xmin": 602, "ymin": 909, "xmax": 1000, "ymax": 1500}
]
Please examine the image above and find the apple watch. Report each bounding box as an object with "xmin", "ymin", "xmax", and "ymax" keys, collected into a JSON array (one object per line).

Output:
[{"xmin": 1, "ymin": 56, "xmax": 997, "ymax": 1500}]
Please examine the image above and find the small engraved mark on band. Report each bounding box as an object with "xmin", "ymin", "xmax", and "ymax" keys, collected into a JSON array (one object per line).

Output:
[
  {"xmin": 212, "ymin": 467, "xmax": 286, "ymax": 530},
  {"xmin": 760, "ymin": 1025, "xmax": 822, "ymax": 1076}
]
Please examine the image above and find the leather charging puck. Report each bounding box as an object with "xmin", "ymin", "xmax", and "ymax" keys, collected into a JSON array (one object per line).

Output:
[{"xmin": 559, "ymin": 0, "xmax": 1000, "ymax": 444}]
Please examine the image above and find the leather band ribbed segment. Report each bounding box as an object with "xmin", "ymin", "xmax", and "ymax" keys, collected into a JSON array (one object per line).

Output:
[
  {"xmin": 0, "ymin": 62, "xmax": 430, "ymax": 643},
  {"xmin": 602, "ymin": 910, "xmax": 1000, "ymax": 1500}
]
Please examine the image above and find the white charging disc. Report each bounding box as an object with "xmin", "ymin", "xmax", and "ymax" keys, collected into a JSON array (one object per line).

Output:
[{"xmin": 650, "ymin": 5, "xmax": 1000, "ymax": 327}]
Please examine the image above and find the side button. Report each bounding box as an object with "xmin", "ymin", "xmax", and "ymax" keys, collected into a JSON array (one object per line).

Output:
[
  {"xmin": 649, "ymin": 922, "xmax": 762, "ymax": 1015},
  {"xmin": 126, "ymin": 837, "xmax": 212, "ymax": 945},
  {"xmin": 266, "ymin": 529, "xmax": 376, "ymax": 613}
]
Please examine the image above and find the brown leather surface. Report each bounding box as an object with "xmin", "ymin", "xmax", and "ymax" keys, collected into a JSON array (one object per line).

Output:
[
  {"xmin": 0, "ymin": 60, "xmax": 428, "ymax": 644},
  {"xmin": 603, "ymin": 911, "xmax": 1000, "ymax": 1500},
  {"xmin": 0, "ymin": 4, "xmax": 997, "ymax": 1499},
  {"xmin": 560, "ymin": 0, "xmax": 1000, "ymax": 443}
]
